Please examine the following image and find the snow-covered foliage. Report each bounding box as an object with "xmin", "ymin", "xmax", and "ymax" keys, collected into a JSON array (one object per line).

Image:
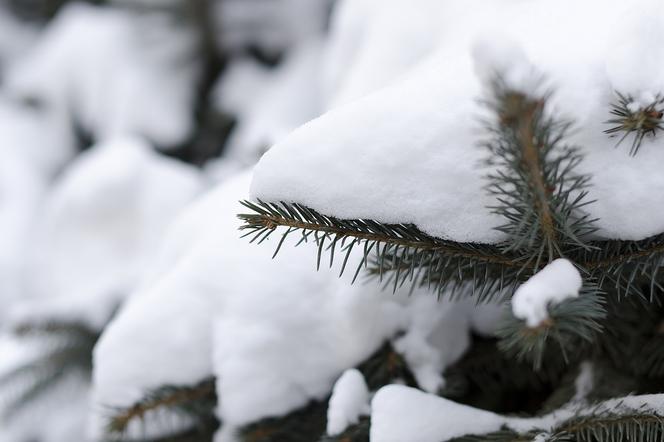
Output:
[
  {"xmin": 3, "ymin": 3, "xmax": 200, "ymax": 149},
  {"xmin": 92, "ymin": 170, "xmax": 497, "ymax": 438},
  {"xmin": 370, "ymin": 385, "xmax": 664, "ymax": 442},
  {"xmin": 511, "ymin": 259, "xmax": 583, "ymax": 327},
  {"xmin": 2, "ymin": 0, "xmax": 664, "ymax": 441},
  {"xmin": 251, "ymin": 0, "xmax": 664, "ymax": 242},
  {"xmin": 14, "ymin": 137, "xmax": 203, "ymax": 329}
]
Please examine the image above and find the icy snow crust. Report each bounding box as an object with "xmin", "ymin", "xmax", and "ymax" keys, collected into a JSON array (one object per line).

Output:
[{"xmin": 252, "ymin": 0, "xmax": 664, "ymax": 243}]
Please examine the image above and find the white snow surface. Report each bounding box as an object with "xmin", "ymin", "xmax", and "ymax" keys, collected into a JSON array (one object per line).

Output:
[
  {"xmin": 0, "ymin": 149, "xmax": 46, "ymax": 313},
  {"xmin": 0, "ymin": 7, "xmax": 37, "ymax": 73},
  {"xmin": 14, "ymin": 137, "xmax": 203, "ymax": 330},
  {"xmin": 370, "ymin": 385, "xmax": 664, "ymax": 442},
  {"xmin": 214, "ymin": 0, "xmax": 332, "ymax": 54},
  {"xmin": 512, "ymin": 259, "xmax": 582, "ymax": 327},
  {"xmin": 252, "ymin": 0, "xmax": 664, "ymax": 243},
  {"xmin": 93, "ymin": 170, "xmax": 492, "ymax": 437},
  {"xmin": 4, "ymin": 3, "xmax": 199, "ymax": 149},
  {"xmin": 326, "ymin": 369, "xmax": 370, "ymax": 436},
  {"xmin": 213, "ymin": 41, "xmax": 324, "ymax": 169}
]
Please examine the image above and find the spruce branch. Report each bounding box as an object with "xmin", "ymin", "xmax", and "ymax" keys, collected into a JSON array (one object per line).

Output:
[
  {"xmin": 450, "ymin": 400, "xmax": 664, "ymax": 442},
  {"xmin": 239, "ymin": 200, "xmax": 526, "ymax": 299},
  {"xmin": 575, "ymin": 233, "xmax": 664, "ymax": 299},
  {"xmin": 605, "ymin": 92, "xmax": 664, "ymax": 156},
  {"xmin": 556, "ymin": 410, "xmax": 664, "ymax": 442},
  {"xmin": 449, "ymin": 427, "xmax": 560, "ymax": 442},
  {"xmin": 239, "ymin": 400, "xmax": 328, "ymax": 442},
  {"xmin": 497, "ymin": 286, "xmax": 606, "ymax": 370},
  {"xmin": 0, "ymin": 321, "xmax": 99, "ymax": 418},
  {"xmin": 443, "ymin": 335, "xmax": 568, "ymax": 413},
  {"xmin": 106, "ymin": 377, "xmax": 217, "ymax": 439},
  {"xmin": 355, "ymin": 342, "xmax": 416, "ymax": 391},
  {"xmin": 482, "ymin": 80, "xmax": 597, "ymax": 264}
]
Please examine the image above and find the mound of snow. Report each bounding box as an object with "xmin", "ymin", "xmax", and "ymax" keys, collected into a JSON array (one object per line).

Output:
[
  {"xmin": 93, "ymin": 170, "xmax": 495, "ymax": 437},
  {"xmin": 251, "ymin": 0, "xmax": 664, "ymax": 242},
  {"xmin": 14, "ymin": 137, "xmax": 203, "ymax": 330},
  {"xmin": 4, "ymin": 3, "xmax": 199, "ymax": 149}
]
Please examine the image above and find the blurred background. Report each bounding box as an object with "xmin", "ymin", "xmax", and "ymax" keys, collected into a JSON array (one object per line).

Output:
[{"xmin": 0, "ymin": 0, "xmax": 336, "ymax": 439}]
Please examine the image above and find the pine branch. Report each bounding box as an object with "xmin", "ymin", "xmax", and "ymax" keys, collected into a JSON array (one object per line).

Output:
[
  {"xmin": 449, "ymin": 400, "xmax": 664, "ymax": 442},
  {"xmin": 482, "ymin": 80, "xmax": 597, "ymax": 264},
  {"xmin": 448, "ymin": 428, "xmax": 551, "ymax": 442},
  {"xmin": 497, "ymin": 286, "xmax": 605, "ymax": 370},
  {"xmin": 355, "ymin": 342, "xmax": 416, "ymax": 391},
  {"xmin": 239, "ymin": 200, "xmax": 527, "ymax": 299},
  {"xmin": 239, "ymin": 400, "xmax": 328, "ymax": 442},
  {"xmin": 556, "ymin": 410, "xmax": 664, "ymax": 442},
  {"xmin": 605, "ymin": 92, "xmax": 664, "ymax": 156},
  {"xmin": 443, "ymin": 335, "xmax": 568, "ymax": 414},
  {"xmin": 106, "ymin": 377, "xmax": 217, "ymax": 438},
  {"xmin": 575, "ymin": 233, "xmax": 664, "ymax": 299},
  {"xmin": 0, "ymin": 321, "xmax": 99, "ymax": 418}
]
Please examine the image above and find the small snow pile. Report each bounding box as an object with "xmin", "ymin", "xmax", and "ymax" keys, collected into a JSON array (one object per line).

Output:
[
  {"xmin": 251, "ymin": 0, "xmax": 664, "ymax": 242},
  {"xmin": 511, "ymin": 259, "xmax": 582, "ymax": 328},
  {"xmin": 326, "ymin": 369, "xmax": 370, "ymax": 436},
  {"xmin": 370, "ymin": 385, "xmax": 509, "ymax": 442},
  {"xmin": 13, "ymin": 137, "xmax": 203, "ymax": 330},
  {"xmin": 3, "ymin": 3, "xmax": 199, "ymax": 149},
  {"xmin": 370, "ymin": 385, "xmax": 664, "ymax": 442}
]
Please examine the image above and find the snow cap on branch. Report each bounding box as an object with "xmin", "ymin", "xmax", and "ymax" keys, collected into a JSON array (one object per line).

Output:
[{"xmin": 512, "ymin": 259, "xmax": 582, "ymax": 328}]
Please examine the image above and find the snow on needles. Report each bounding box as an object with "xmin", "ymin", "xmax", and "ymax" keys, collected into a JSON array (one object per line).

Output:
[
  {"xmin": 511, "ymin": 259, "xmax": 583, "ymax": 328},
  {"xmin": 251, "ymin": 0, "xmax": 664, "ymax": 243},
  {"xmin": 370, "ymin": 385, "xmax": 664, "ymax": 442}
]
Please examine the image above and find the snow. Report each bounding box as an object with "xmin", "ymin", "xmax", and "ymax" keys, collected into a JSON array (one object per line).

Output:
[
  {"xmin": 511, "ymin": 259, "xmax": 582, "ymax": 328},
  {"xmin": 92, "ymin": 170, "xmax": 483, "ymax": 437},
  {"xmin": 0, "ymin": 7, "xmax": 37, "ymax": 73},
  {"xmin": 370, "ymin": 385, "xmax": 509, "ymax": 442},
  {"xmin": 323, "ymin": 0, "xmax": 441, "ymax": 108},
  {"xmin": 213, "ymin": 41, "xmax": 324, "ymax": 169},
  {"xmin": 15, "ymin": 137, "xmax": 203, "ymax": 330},
  {"xmin": 573, "ymin": 362, "xmax": 594, "ymax": 403},
  {"xmin": 251, "ymin": 0, "xmax": 664, "ymax": 243},
  {"xmin": 370, "ymin": 385, "xmax": 664, "ymax": 442},
  {"xmin": 214, "ymin": 0, "xmax": 332, "ymax": 55},
  {"xmin": 326, "ymin": 369, "xmax": 370, "ymax": 436},
  {"xmin": 0, "ymin": 98, "xmax": 75, "ymax": 177},
  {"xmin": 3, "ymin": 3, "xmax": 199, "ymax": 149},
  {"xmin": 0, "ymin": 150, "xmax": 46, "ymax": 313}
]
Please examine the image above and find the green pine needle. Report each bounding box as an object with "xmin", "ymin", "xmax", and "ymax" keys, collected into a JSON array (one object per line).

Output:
[
  {"xmin": 105, "ymin": 377, "xmax": 218, "ymax": 440},
  {"xmin": 605, "ymin": 92, "xmax": 664, "ymax": 156}
]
